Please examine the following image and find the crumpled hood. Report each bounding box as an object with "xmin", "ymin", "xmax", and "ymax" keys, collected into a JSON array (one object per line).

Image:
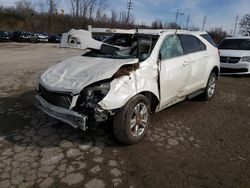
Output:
[
  {"xmin": 219, "ymin": 49, "xmax": 250, "ymax": 57},
  {"xmin": 40, "ymin": 56, "xmax": 138, "ymax": 94}
]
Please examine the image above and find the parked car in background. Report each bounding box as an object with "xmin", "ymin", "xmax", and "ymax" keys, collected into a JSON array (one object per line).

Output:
[
  {"xmin": 13, "ymin": 31, "xmax": 32, "ymax": 42},
  {"xmin": 31, "ymin": 33, "xmax": 49, "ymax": 43},
  {"xmin": 218, "ymin": 37, "xmax": 250, "ymax": 75},
  {"xmin": 48, "ymin": 34, "xmax": 61, "ymax": 43},
  {"xmin": 37, "ymin": 29, "xmax": 220, "ymax": 144},
  {"xmin": 13, "ymin": 31, "xmax": 25, "ymax": 42},
  {"xmin": 0, "ymin": 31, "xmax": 12, "ymax": 42}
]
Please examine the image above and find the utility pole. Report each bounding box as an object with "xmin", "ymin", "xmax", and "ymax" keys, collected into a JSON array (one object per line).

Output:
[
  {"xmin": 202, "ymin": 15, "xmax": 206, "ymax": 31},
  {"xmin": 49, "ymin": 0, "xmax": 54, "ymax": 33},
  {"xmin": 186, "ymin": 14, "xmax": 190, "ymax": 30},
  {"xmin": 179, "ymin": 13, "xmax": 185, "ymax": 29},
  {"xmin": 233, "ymin": 14, "xmax": 239, "ymax": 36},
  {"xmin": 175, "ymin": 10, "xmax": 184, "ymax": 28},
  {"xmin": 126, "ymin": 0, "xmax": 133, "ymax": 26},
  {"xmin": 175, "ymin": 10, "xmax": 179, "ymax": 24}
]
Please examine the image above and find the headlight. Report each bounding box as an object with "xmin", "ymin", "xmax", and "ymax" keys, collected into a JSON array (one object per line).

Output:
[
  {"xmin": 241, "ymin": 56, "xmax": 250, "ymax": 62},
  {"xmin": 76, "ymin": 81, "xmax": 110, "ymax": 111}
]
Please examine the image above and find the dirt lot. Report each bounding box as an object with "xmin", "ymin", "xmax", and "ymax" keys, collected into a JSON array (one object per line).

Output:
[{"xmin": 0, "ymin": 43, "xmax": 249, "ymax": 188}]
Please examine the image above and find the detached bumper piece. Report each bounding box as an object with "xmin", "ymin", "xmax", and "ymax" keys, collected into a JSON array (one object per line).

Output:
[{"xmin": 36, "ymin": 95, "xmax": 88, "ymax": 131}]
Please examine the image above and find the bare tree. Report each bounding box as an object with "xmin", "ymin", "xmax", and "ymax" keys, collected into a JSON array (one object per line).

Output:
[
  {"xmin": 151, "ymin": 20, "xmax": 164, "ymax": 29},
  {"xmin": 96, "ymin": 0, "xmax": 108, "ymax": 21},
  {"xmin": 240, "ymin": 14, "xmax": 250, "ymax": 36},
  {"xmin": 88, "ymin": 0, "xmax": 97, "ymax": 20},
  {"xmin": 15, "ymin": 0, "xmax": 34, "ymax": 13},
  {"xmin": 110, "ymin": 9, "xmax": 118, "ymax": 24},
  {"xmin": 208, "ymin": 27, "xmax": 229, "ymax": 44}
]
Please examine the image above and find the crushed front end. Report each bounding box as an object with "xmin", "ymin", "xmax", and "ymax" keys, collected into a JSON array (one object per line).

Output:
[{"xmin": 36, "ymin": 80, "xmax": 113, "ymax": 131}]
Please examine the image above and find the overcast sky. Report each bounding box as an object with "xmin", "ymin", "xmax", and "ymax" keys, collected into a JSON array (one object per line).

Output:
[{"xmin": 1, "ymin": 0, "xmax": 249, "ymax": 35}]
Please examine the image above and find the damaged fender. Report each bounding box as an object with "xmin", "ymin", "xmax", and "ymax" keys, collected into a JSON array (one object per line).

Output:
[{"xmin": 99, "ymin": 57, "xmax": 159, "ymax": 111}]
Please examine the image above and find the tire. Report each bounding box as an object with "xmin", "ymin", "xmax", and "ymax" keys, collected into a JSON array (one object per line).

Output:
[
  {"xmin": 200, "ymin": 72, "xmax": 217, "ymax": 101},
  {"xmin": 113, "ymin": 94, "xmax": 151, "ymax": 144}
]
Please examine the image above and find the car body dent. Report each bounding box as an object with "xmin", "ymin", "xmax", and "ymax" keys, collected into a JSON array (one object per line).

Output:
[
  {"xmin": 39, "ymin": 56, "xmax": 138, "ymax": 95},
  {"xmin": 99, "ymin": 57, "xmax": 159, "ymax": 110}
]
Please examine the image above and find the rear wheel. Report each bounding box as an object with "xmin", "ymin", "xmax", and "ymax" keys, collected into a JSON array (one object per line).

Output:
[
  {"xmin": 113, "ymin": 94, "xmax": 151, "ymax": 144},
  {"xmin": 200, "ymin": 72, "xmax": 217, "ymax": 100}
]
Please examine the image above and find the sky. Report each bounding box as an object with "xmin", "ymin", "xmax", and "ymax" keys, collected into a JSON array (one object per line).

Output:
[{"xmin": 1, "ymin": 0, "xmax": 250, "ymax": 35}]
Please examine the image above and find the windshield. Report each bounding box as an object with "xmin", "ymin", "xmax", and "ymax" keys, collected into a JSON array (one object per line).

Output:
[
  {"xmin": 84, "ymin": 34, "xmax": 159, "ymax": 61},
  {"xmin": 218, "ymin": 39, "xmax": 250, "ymax": 50}
]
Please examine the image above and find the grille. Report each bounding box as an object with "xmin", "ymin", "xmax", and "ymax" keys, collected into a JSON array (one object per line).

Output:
[
  {"xmin": 220, "ymin": 68, "xmax": 248, "ymax": 74},
  {"xmin": 220, "ymin": 56, "xmax": 241, "ymax": 64},
  {"xmin": 39, "ymin": 85, "xmax": 72, "ymax": 109}
]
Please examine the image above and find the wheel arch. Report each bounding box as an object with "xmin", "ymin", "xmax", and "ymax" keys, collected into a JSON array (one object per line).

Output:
[
  {"xmin": 140, "ymin": 91, "xmax": 160, "ymax": 113},
  {"xmin": 211, "ymin": 66, "xmax": 220, "ymax": 79}
]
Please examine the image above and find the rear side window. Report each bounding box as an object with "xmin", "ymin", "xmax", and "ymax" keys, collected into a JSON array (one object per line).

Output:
[
  {"xmin": 178, "ymin": 34, "xmax": 206, "ymax": 54},
  {"xmin": 201, "ymin": 34, "xmax": 216, "ymax": 47}
]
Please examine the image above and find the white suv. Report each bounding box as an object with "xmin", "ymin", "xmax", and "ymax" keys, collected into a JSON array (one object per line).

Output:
[
  {"xmin": 37, "ymin": 29, "xmax": 220, "ymax": 144},
  {"xmin": 219, "ymin": 37, "xmax": 250, "ymax": 75}
]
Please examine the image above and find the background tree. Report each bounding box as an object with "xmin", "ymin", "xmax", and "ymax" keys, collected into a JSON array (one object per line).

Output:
[
  {"xmin": 239, "ymin": 14, "xmax": 250, "ymax": 36},
  {"xmin": 208, "ymin": 27, "xmax": 229, "ymax": 44}
]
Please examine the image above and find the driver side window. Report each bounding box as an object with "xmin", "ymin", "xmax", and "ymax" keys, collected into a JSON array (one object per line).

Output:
[{"xmin": 160, "ymin": 35, "xmax": 184, "ymax": 60}]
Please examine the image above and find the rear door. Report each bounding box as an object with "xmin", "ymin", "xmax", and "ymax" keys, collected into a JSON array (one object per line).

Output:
[
  {"xmin": 159, "ymin": 35, "xmax": 191, "ymax": 109},
  {"xmin": 178, "ymin": 34, "xmax": 209, "ymax": 93}
]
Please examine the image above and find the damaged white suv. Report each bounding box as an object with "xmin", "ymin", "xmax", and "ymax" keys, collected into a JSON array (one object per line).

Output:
[{"xmin": 37, "ymin": 29, "xmax": 220, "ymax": 144}]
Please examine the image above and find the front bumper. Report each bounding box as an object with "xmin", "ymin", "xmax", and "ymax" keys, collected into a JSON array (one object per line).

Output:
[
  {"xmin": 220, "ymin": 62, "xmax": 250, "ymax": 75},
  {"xmin": 36, "ymin": 95, "xmax": 88, "ymax": 130}
]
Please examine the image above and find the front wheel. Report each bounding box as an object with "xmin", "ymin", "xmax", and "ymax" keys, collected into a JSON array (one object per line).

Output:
[
  {"xmin": 113, "ymin": 94, "xmax": 151, "ymax": 144},
  {"xmin": 200, "ymin": 72, "xmax": 217, "ymax": 101}
]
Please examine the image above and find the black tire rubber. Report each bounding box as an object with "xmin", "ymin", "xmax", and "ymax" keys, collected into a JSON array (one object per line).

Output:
[
  {"xmin": 113, "ymin": 94, "xmax": 151, "ymax": 144},
  {"xmin": 200, "ymin": 72, "xmax": 217, "ymax": 101}
]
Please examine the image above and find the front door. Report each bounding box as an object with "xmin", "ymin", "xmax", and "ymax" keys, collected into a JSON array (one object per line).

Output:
[{"xmin": 159, "ymin": 35, "xmax": 191, "ymax": 110}]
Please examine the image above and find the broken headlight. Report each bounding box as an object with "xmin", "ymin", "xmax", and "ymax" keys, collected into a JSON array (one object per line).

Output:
[{"xmin": 75, "ymin": 81, "xmax": 110, "ymax": 113}]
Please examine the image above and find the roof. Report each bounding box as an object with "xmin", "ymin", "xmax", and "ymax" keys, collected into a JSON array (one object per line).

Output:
[
  {"xmin": 224, "ymin": 36, "xmax": 250, "ymax": 40},
  {"xmin": 90, "ymin": 27, "xmax": 191, "ymax": 35}
]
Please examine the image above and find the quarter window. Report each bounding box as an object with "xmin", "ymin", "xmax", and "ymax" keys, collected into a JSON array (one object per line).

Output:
[
  {"xmin": 178, "ymin": 35, "xmax": 206, "ymax": 54},
  {"xmin": 160, "ymin": 35, "xmax": 184, "ymax": 60}
]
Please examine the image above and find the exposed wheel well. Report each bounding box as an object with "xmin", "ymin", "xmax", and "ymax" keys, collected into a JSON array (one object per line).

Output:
[
  {"xmin": 211, "ymin": 66, "xmax": 219, "ymax": 79},
  {"xmin": 140, "ymin": 91, "xmax": 159, "ymax": 113}
]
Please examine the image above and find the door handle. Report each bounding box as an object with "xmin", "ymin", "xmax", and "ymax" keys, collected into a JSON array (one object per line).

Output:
[{"xmin": 183, "ymin": 62, "xmax": 189, "ymax": 66}]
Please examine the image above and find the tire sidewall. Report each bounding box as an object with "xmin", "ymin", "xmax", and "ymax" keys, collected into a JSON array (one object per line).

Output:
[
  {"xmin": 205, "ymin": 72, "xmax": 217, "ymax": 100},
  {"xmin": 115, "ymin": 94, "xmax": 151, "ymax": 144}
]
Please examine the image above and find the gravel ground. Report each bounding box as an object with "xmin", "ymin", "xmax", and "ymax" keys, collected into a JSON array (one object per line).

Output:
[{"xmin": 0, "ymin": 43, "xmax": 249, "ymax": 188}]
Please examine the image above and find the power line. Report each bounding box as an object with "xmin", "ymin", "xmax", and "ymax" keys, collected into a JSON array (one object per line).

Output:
[{"xmin": 233, "ymin": 14, "xmax": 239, "ymax": 36}]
